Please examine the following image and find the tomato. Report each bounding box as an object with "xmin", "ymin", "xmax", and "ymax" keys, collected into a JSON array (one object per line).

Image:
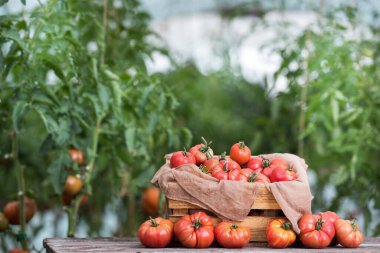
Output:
[
  {"xmin": 211, "ymin": 163, "xmax": 240, "ymax": 181},
  {"xmin": 203, "ymin": 157, "xmax": 220, "ymax": 172},
  {"xmin": 0, "ymin": 212, "xmax": 9, "ymax": 231},
  {"xmin": 64, "ymin": 175, "xmax": 83, "ymax": 196},
  {"xmin": 215, "ymin": 222, "xmax": 250, "ymax": 248},
  {"xmin": 3, "ymin": 197, "xmax": 37, "ymax": 225},
  {"xmin": 170, "ymin": 150, "xmax": 196, "ymax": 168},
  {"xmin": 141, "ymin": 187, "xmax": 160, "ymax": 216},
  {"xmin": 246, "ymin": 156, "xmax": 270, "ymax": 173},
  {"xmin": 262, "ymin": 158, "xmax": 289, "ymax": 178},
  {"xmin": 219, "ymin": 155, "xmax": 241, "ymax": 171},
  {"xmin": 138, "ymin": 217, "xmax": 174, "ymax": 248},
  {"xmin": 334, "ymin": 219, "xmax": 364, "ymax": 248},
  {"xmin": 8, "ymin": 248, "xmax": 28, "ymax": 253},
  {"xmin": 174, "ymin": 211, "xmax": 214, "ymax": 248},
  {"xmin": 238, "ymin": 169, "xmax": 270, "ymax": 183},
  {"xmin": 189, "ymin": 137, "xmax": 214, "ymax": 165},
  {"xmin": 62, "ymin": 193, "xmax": 88, "ymax": 206},
  {"xmin": 318, "ymin": 211, "xmax": 340, "ymax": 246},
  {"xmin": 270, "ymin": 167, "xmax": 297, "ymax": 182},
  {"xmin": 266, "ymin": 218, "xmax": 296, "ymax": 248},
  {"xmin": 229, "ymin": 142, "xmax": 251, "ymax": 165},
  {"xmin": 298, "ymin": 214, "xmax": 335, "ymax": 248},
  {"xmin": 68, "ymin": 149, "xmax": 84, "ymax": 165}
]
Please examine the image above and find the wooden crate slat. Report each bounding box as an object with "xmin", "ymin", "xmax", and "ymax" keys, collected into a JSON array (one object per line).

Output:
[{"xmin": 172, "ymin": 208, "xmax": 189, "ymax": 216}]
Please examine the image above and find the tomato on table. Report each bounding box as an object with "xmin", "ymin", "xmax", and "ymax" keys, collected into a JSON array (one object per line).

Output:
[
  {"xmin": 215, "ymin": 222, "xmax": 250, "ymax": 248},
  {"xmin": 298, "ymin": 214, "xmax": 335, "ymax": 248},
  {"xmin": 266, "ymin": 218, "xmax": 296, "ymax": 248},
  {"xmin": 334, "ymin": 219, "xmax": 364, "ymax": 248},
  {"xmin": 138, "ymin": 217, "xmax": 174, "ymax": 248}
]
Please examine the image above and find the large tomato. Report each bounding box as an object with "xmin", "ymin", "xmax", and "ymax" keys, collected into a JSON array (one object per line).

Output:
[
  {"xmin": 219, "ymin": 155, "xmax": 241, "ymax": 171},
  {"xmin": 318, "ymin": 211, "xmax": 340, "ymax": 246},
  {"xmin": 189, "ymin": 137, "xmax": 214, "ymax": 165},
  {"xmin": 298, "ymin": 214, "xmax": 335, "ymax": 248},
  {"xmin": 238, "ymin": 169, "xmax": 270, "ymax": 183},
  {"xmin": 262, "ymin": 158, "xmax": 288, "ymax": 178},
  {"xmin": 68, "ymin": 149, "xmax": 84, "ymax": 165},
  {"xmin": 229, "ymin": 142, "xmax": 251, "ymax": 165},
  {"xmin": 64, "ymin": 175, "xmax": 83, "ymax": 196},
  {"xmin": 215, "ymin": 222, "xmax": 250, "ymax": 248},
  {"xmin": 174, "ymin": 211, "xmax": 214, "ymax": 248},
  {"xmin": 334, "ymin": 219, "xmax": 364, "ymax": 248},
  {"xmin": 0, "ymin": 212, "xmax": 9, "ymax": 231},
  {"xmin": 138, "ymin": 217, "xmax": 174, "ymax": 248},
  {"xmin": 141, "ymin": 187, "xmax": 160, "ymax": 216},
  {"xmin": 3, "ymin": 197, "xmax": 37, "ymax": 225},
  {"xmin": 269, "ymin": 167, "xmax": 297, "ymax": 182},
  {"xmin": 246, "ymin": 156, "xmax": 270, "ymax": 173},
  {"xmin": 203, "ymin": 157, "xmax": 220, "ymax": 172},
  {"xmin": 266, "ymin": 218, "xmax": 296, "ymax": 248},
  {"xmin": 170, "ymin": 150, "xmax": 196, "ymax": 168},
  {"xmin": 211, "ymin": 163, "xmax": 240, "ymax": 181}
]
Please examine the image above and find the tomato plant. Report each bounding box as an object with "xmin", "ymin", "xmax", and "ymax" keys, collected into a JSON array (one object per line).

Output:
[
  {"xmin": 215, "ymin": 222, "xmax": 250, "ymax": 248},
  {"xmin": 230, "ymin": 142, "xmax": 251, "ymax": 165},
  {"xmin": 298, "ymin": 214, "xmax": 335, "ymax": 248},
  {"xmin": 3, "ymin": 198, "xmax": 37, "ymax": 225},
  {"xmin": 138, "ymin": 217, "xmax": 174, "ymax": 248},
  {"xmin": 141, "ymin": 187, "xmax": 160, "ymax": 216},
  {"xmin": 334, "ymin": 219, "xmax": 364, "ymax": 248},
  {"xmin": 189, "ymin": 137, "xmax": 214, "ymax": 165},
  {"xmin": 174, "ymin": 212, "xmax": 214, "ymax": 248},
  {"xmin": 266, "ymin": 218, "xmax": 296, "ymax": 248},
  {"xmin": 170, "ymin": 150, "xmax": 196, "ymax": 168}
]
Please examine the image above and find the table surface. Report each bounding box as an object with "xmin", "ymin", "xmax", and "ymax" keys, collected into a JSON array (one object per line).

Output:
[{"xmin": 43, "ymin": 237, "xmax": 380, "ymax": 253}]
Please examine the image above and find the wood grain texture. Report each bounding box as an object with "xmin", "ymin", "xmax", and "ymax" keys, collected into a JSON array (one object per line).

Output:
[{"xmin": 43, "ymin": 237, "xmax": 380, "ymax": 253}]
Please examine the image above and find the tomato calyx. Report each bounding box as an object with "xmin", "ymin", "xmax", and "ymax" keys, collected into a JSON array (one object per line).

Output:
[
  {"xmin": 350, "ymin": 219, "xmax": 359, "ymax": 231},
  {"xmin": 192, "ymin": 218, "xmax": 202, "ymax": 230},
  {"xmin": 199, "ymin": 164, "xmax": 210, "ymax": 174},
  {"xmin": 219, "ymin": 152, "xmax": 227, "ymax": 161},
  {"xmin": 282, "ymin": 221, "xmax": 293, "ymax": 230},
  {"xmin": 149, "ymin": 216, "xmax": 159, "ymax": 227},
  {"xmin": 238, "ymin": 141, "xmax": 246, "ymax": 149},
  {"xmin": 182, "ymin": 148, "xmax": 189, "ymax": 157},
  {"xmin": 260, "ymin": 156, "xmax": 270, "ymax": 168},
  {"xmin": 315, "ymin": 216, "xmax": 324, "ymax": 231},
  {"xmin": 248, "ymin": 172, "xmax": 257, "ymax": 182},
  {"xmin": 198, "ymin": 137, "xmax": 213, "ymax": 159},
  {"xmin": 230, "ymin": 224, "xmax": 239, "ymax": 230},
  {"xmin": 223, "ymin": 161, "xmax": 230, "ymax": 172}
]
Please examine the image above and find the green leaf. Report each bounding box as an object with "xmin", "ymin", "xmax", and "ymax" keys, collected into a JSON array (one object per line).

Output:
[
  {"xmin": 12, "ymin": 100, "xmax": 28, "ymax": 132},
  {"xmin": 1, "ymin": 29, "xmax": 28, "ymax": 52},
  {"xmin": 125, "ymin": 127, "xmax": 136, "ymax": 152},
  {"xmin": 331, "ymin": 98, "xmax": 339, "ymax": 125},
  {"xmin": 97, "ymin": 83, "xmax": 110, "ymax": 112},
  {"xmin": 42, "ymin": 57, "xmax": 66, "ymax": 82},
  {"xmin": 48, "ymin": 151, "xmax": 70, "ymax": 194}
]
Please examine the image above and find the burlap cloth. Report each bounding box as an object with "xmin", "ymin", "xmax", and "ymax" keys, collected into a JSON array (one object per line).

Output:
[{"xmin": 151, "ymin": 153, "xmax": 312, "ymax": 233}]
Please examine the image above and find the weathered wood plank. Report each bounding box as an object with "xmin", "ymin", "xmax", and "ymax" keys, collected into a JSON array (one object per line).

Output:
[{"xmin": 43, "ymin": 237, "xmax": 380, "ymax": 253}]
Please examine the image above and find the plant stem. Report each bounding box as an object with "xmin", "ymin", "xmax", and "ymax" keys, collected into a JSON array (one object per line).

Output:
[{"xmin": 12, "ymin": 132, "xmax": 28, "ymax": 250}]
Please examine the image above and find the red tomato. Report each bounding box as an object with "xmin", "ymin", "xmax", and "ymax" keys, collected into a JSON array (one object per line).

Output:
[
  {"xmin": 266, "ymin": 218, "xmax": 296, "ymax": 248},
  {"xmin": 298, "ymin": 214, "xmax": 335, "ymax": 249},
  {"xmin": 170, "ymin": 150, "xmax": 196, "ymax": 168},
  {"xmin": 138, "ymin": 217, "xmax": 174, "ymax": 248},
  {"xmin": 0, "ymin": 212, "xmax": 9, "ymax": 231},
  {"xmin": 68, "ymin": 149, "xmax": 84, "ymax": 165},
  {"xmin": 174, "ymin": 212, "xmax": 214, "ymax": 248},
  {"xmin": 3, "ymin": 197, "xmax": 37, "ymax": 225},
  {"xmin": 64, "ymin": 175, "xmax": 83, "ymax": 196},
  {"xmin": 334, "ymin": 219, "xmax": 363, "ymax": 248},
  {"xmin": 189, "ymin": 137, "xmax": 214, "ymax": 165},
  {"xmin": 215, "ymin": 222, "xmax": 250, "ymax": 248},
  {"xmin": 238, "ymin": 169, "xmax": 270, "ymax": 183},
  {"xmin": 246, "ymin": 156, "xmax": 270, "ymax": 173},
  {"xmin": 270, "ymin": 167, "xmax": 297, "ymax": 182},
  {"xmin": 219, "ymin": 155, "xmax": 241, "ymax": 171},
  {"xmin": 262, "ymin": 158, "xmax": 289, "ymax": 178},
  {"xmin": 229, "ymin": 142, "xmax": 251, "ymax": 165},
  {"xmin": 203, "ymin": 158, "xmax": 219, "ymax": 172},
  {"xmin": 318, "ymin": 211, "xmax": 340, "ymax": 246},
  {"xmin": 211, "ymin": 163, "xmax": 240, "ymax": 181}
]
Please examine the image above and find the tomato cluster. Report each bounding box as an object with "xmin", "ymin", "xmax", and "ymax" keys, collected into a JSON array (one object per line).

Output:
[{"xmin": 170, "ymin": 138, "xmax": 297, "ymax": 183}]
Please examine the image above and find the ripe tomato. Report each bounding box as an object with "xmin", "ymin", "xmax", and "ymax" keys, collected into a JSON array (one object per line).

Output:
[
  {"xmin": 68, "ymin": 149, "xmax": 84, "ymax": 165},
  {"xmin": 215, "ymin": 222, "xmax": 250, "ymax": 248},
  {"xmin": 266, "ymin": 218, "xmax": 296, "ymax": 248},
  {"xmin": 318, "ymin": 211, "xmax": 340, "ymax": 246},
  {"xmin": 298, "ymin": 214, "xmax": 335, "ymax": 248},
  {"xmin": 170, "ymin": 150, "xmax": 196, "ymax": 168},
  {"xmin": 3, "ymin": 197, "xmax": 37, "ymax": 225},
  {"xmin": 211, "ymin": 163, "xmax": 240, "ymax": 181},
  {"xmin": 229, "ymin": 142, "xmax": 251, "ymax": 165},
  {"xmin": 270, "ymin": 167, "xmax": 297, "ymax": 182},
  {"xmin": 141, "ymin": 187, "xmax": 160, "ymax": 216},
  {"xmin": 246, "ymin": 156, "xmax": 270, "ymax": 173},
  {"xmin": 62, "ymin": 193, "xmax": 88, "ymax": 206},
  {"xmin": 334, "ymin": 219, "xmax": 364, "ymax": 248},
  {"xmin": 138, "ymin": 217, "xmax": 174, "ymax": 248},
  {"xmin": 174, "ymin": 211, "xmax": 214, "ymax": 248},
  {"xmin": 189, "ymin": 137, "xmax": 214, "ymax": 165},
  {"xmin": 64, "ymin": 175, "xmax": 83, "ymax": 196},
  {"xmin": 8, "ymin": 248, "xmax": 28, "ymax": 253},
  {"xmin": 203, "ymin": 157, "xmax": 220, "ymax": 172},
  {"xmin": 219, "ymin": 155, "xmax": 241, "ymax": 171},
  {"xmin": 238, "ymin": 169, "xmax": 270, "ymax": 183},
  {"xmin": 0, "ymin": 212, "xmax": 9, "ymax": 231},
  {"xmin": 262, "ymin": 158, "xmax": 289, "ymax": 178}
]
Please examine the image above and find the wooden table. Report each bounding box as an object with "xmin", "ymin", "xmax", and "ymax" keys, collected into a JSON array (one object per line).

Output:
[{"xmin": 44, "ymin": 237, "xmax": 380, "ymax": 252}]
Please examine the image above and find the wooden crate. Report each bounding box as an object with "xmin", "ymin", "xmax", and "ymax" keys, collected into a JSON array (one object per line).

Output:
[{"xmin": 165, "ymin": 184, "xmax": 285, "ymax": 242}]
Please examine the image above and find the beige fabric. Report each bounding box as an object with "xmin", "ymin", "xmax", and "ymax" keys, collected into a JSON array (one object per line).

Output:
[{"xmin": 151, "ymin": 153, "xmax": 312, "ymax": 233}]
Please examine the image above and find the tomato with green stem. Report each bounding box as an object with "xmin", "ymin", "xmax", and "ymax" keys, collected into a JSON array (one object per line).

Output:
[
  {"xmin": 298, "ymin": 214, "xmax": 335, "ymax": 248},
  {"xmin": 189, "ymin": 137, "xmax": 214, "ymax": 165},
  {"xmin": 246, "ymin": 156, "xmax": 270, "ymax": 173},
  {"xmin": 229, "ymin": 141, "xmax": 251, "ymax": 165},
  {"xmin": 238, "ymin": 169, "xmax": 270, "ymax": 183},
  {"xmin": 138, "ymin": 217, "xmax": 174, "ymax": 248},
  {"xmin": 262, "ymin": 158, "xmax": 289, "ymax": 178},
  {"xmin": 334, "ymin": 219, "xmax": 363, "ymax": 248},
  {"xmin": 318, "ymin": 211, "xmax": 340, "ymax": 246},
  {"xmin": 266, "ymin": 218, "xmax": 296, "ymax": 248},
  {"xmin": 270, "ymin": 167, "xmax": 297, "ymax": 182},
  {"xmin": 215, "ymin": 222, "xmax": 251, "ymax": 248},
  {"xmin": 211, "ymin": 161, "xmax": 240, "ymax": 181},
  {"xmin": 170, "ymin": 149, "xmax": 196, "ymax": 168}
]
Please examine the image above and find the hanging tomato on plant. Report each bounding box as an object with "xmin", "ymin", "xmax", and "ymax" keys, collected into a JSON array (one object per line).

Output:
[
  {"xmin": 138, "ymin": 217, "xmax": 174, "ymax": 248},
  {"xmin": 174, "ymin": 212, "xmax": 214, "ymax": 248},
  {"xmin": 170, "ymin": 150, "xmax": 196, "ymax": 168},
  {"xmin": 68, "ymin": 149, "xmax": 84, "ymax": 165},
  {"xmin": 189, "ymin": 137, "xmax": 214, "ymax": 165},
  {"xmin": 215, "ymin": 222, "xmax": 251, "ymax": 248},
  {"xmin": 298, "ymin": 214, "xmax": 335, "ymax": 248},
  {"xmin": 334, "ymin": 219, "xmax": 364, "ymax": 248},
  {"xmin": 3, "ymin": 197, "xmax": 37, "ymax": 225},
  {"xmin": 266, "ymin": 218, "xmax": 296, "ymax": 248},
  {"xmin": 64, "ymin": 175, "xmax": 83, "ymax": 196},
  {"xmin": 229, "ymin": 141, "xmax": 251, "ymax": 165}
]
